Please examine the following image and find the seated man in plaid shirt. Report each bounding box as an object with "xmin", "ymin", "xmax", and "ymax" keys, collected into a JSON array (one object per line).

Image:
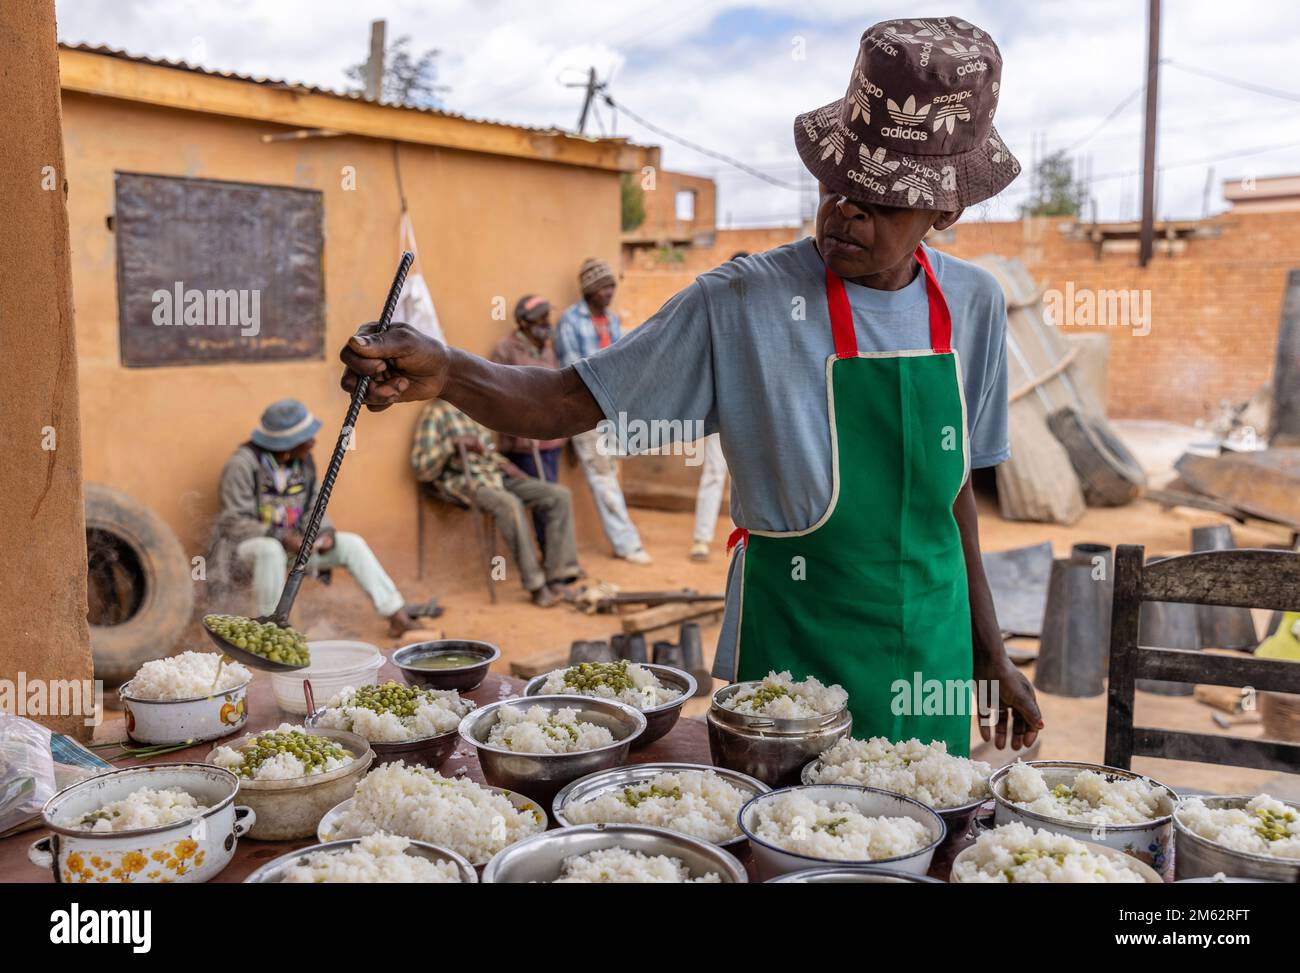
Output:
[{"xmin": 411, "ymin": 399, "xmax": 582, "ymax": 607}]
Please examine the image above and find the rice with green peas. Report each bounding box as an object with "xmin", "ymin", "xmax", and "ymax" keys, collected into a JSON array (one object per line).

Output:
[
  {"xmin": 562, "ymin": 770, "xmax": 748, "ymax": 843},
  {"xmin": 315, "ymin": 682, "xmax": 471, "ymax": 742},
  {"xmin": 1002, "ymin": 762, "xmax": 1171, "ymax": 826},
  {"xmin": 554, "ymin": 847, "xmax": 721, "ymax": 883},
  {"xmin": 73, "ymin": 787, "xmax": 207, "ymax": 833},
  {"xmin": 486, "ymin": 704, "xmax": 615, "ymax": 754},
  {"xmin": 327, "ymin": 762, "xmax": 545, "ymax": 863},
  {"xmin": 750, "ymin": 791, "xmax": 931, "ymax": 861},
  {"xmin": 278, "ymin": 833, "xmax": 464, "ymax": 883},
  {"xmin": 1177, "ymin": 795, "xmax": 1300, "ymax": 859},
  {"xmin": 538, "ymin": 660, "xmax": 682, "ymax": 709},
  {"xmin": 212, "ymin": 723, "xmax": 352, "ymax": 780},
  {"xmin": 953, "ymin": 822, "xmax": 1147, "ymax": 883},
  {"xmin": 721, "ymin": 670, "xmax": 847, "ymax": 719},
  {"xmin": 807, "ymin": 737, "xmax": 991, "ymax": 809}
]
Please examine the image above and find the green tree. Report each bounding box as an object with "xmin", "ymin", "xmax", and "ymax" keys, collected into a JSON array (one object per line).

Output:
[
  {"xmin": 346, "ymin": 35, "xmax": 449, "ymax": 108},
  {"xmin": 621, "ymin": 173, "xmax": 646, "ymax": 232},
  {"xmin": 1019, "ymin": 149, "xmax": 1087, "ymax": 218}
]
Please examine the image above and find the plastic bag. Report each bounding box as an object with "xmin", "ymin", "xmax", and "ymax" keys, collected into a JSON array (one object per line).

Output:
[
  {"xmin": 0, "ymin": 716, "xmax": 56, "ymax": 836},
  {"xmin": 396, "ymin": 212, "xmax": 445, "ymax": 343}
]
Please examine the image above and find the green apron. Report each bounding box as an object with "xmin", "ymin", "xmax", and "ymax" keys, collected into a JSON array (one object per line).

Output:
[{"xmin": 731, "ymin": 245, "xmax": 973, "ymax": 755}]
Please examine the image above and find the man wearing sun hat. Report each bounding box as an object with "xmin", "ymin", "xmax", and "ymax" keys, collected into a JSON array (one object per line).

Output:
[
  {"xmin": 339, "ymin": 17, "xmax": 1042, "ymax": 752},
  {"xmin": 208, "ymin": 398, "xmax": 440, "ymax": 638}
]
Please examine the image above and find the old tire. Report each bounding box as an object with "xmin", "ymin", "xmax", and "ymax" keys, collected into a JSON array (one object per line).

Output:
[
  {"xmin": 1047, "ymin": 407, "xmax": 1146, "ymax": 507},
  {"xmin": 85, "ymin": 483, "xmax": 195, "ymax": 685}
]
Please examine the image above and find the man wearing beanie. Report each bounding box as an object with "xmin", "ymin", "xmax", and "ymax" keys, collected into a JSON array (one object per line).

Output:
[
  {"xmin": 555, "ymin": 257, "xmax": 652, "ymax": 565},
  {"xmin": 490, "ymin": 294, "xmax": 568, "ymax": 549},
  {"xmin": 342, "ymin": 17, "xmax": 1042, "ymax": 752}
]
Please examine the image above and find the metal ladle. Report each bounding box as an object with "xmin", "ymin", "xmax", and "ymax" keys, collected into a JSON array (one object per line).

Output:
[{"xmin": 204, "ymin": 251, "xmax": 415, "ymax": 671}]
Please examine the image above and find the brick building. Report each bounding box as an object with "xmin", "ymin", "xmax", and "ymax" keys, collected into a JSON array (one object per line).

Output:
[{"xmin": 619, "ymin": 205, "xmax": 1300, "ymax": 425}]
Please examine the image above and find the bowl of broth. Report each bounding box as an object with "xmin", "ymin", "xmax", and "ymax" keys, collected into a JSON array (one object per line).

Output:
[{"xmin": 392, "ymin": 639, "xmax": 501, "ymax": 692}]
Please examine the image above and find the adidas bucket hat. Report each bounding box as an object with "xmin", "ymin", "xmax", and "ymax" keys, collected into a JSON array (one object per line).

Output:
[{"xmin": 794, "ymin": 16, "xmax": 1021, "ymax": 210}]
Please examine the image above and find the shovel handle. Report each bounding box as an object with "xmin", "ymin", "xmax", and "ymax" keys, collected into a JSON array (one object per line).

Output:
[{"xmin": 281, "ymin": 251, "xmax": 414, "ymax": 612}]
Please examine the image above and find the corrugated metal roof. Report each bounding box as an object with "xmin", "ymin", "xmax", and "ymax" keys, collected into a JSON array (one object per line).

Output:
[{"xmin": 58, "ymin": 42, "xmax": 608, "ymax": 141}]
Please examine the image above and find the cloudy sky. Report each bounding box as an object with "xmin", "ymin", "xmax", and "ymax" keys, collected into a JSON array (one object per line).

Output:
[{"xmin": 55, "ymin": 0, "xmax": 1300, "ymax": 226}]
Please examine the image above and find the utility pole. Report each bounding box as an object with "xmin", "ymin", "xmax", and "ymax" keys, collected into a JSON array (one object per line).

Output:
[
  {"xmin": 576, "ymin": 67, "xmax": 598, "ymax": 134},
  {"xmin": 365, "ymin": 19, "xmax": 386, "ymax": 102},
  {"xmin": 1138, "ymin": 0, "xmax": 1161, "ymax": 267}
]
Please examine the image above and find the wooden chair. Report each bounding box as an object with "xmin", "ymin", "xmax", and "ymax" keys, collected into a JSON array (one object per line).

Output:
[{"xmin": 1105, "ymin": 544, "xmax": 1300, "ymax": 773}]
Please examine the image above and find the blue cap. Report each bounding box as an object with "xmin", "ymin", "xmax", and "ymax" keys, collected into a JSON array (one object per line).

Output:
[{"xmin": 250, "ymin": 399, "xmax": 322, "ymax": 451}]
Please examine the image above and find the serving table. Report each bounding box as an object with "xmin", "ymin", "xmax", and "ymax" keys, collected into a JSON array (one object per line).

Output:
[{"xmin": 0, "ymin": 663, "xmax": 971, "ymax": 882}]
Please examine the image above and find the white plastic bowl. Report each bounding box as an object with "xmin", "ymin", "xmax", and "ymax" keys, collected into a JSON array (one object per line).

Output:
[{"xmin": 270, "ymin": 641, "xmax": 383, "ymax": 714}]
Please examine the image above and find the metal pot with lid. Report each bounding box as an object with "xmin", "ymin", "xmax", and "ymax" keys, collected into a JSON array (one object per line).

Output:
[{"xmin": 707, "ymin": 681, "xmax": 852, "ymax": 787}]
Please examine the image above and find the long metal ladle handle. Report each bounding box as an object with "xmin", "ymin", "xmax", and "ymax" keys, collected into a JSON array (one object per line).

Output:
[{"xmin": 269, "ymin": 251, "xmax": 414, "ymax": 623}]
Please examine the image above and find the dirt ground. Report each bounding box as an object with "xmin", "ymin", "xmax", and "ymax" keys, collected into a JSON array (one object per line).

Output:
[{"xmin": 197, "ymin": 476, "xmax": 1297, "ymax": 801}]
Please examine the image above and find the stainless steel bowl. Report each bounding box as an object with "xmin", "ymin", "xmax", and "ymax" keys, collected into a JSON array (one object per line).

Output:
[
  {"xmin": 1173, "ymin": 795, "xmax": 1300, "ymax": 882},
  {"xmin": 481, "ymin": 823, "xmax": 748, "ymax": 883},
  {"xmin": 243, "ymin": 837, "xmax": 478, "ymax": 883},
  {"xmin": 552, "ymin": 762, "xmax": 769, "ymax": 848},
  {"xmin": 767, "ymin": 866, "xmax": 944, "ymax": 883},
  {"xmin": 989, "ymin": 760, "xmax": 1178, "ymax": 872},
  {"xmin": 458, "ymin": 695, "xmax": 646, "ymax": 807},
  {"xmin": 801, "ymin": 755, "xmax": 990, "ymax": 848},
  {"xmin": 739, "ymin": 783, "xmax": 946, "ymax": 881},
  {"xmin": 707, "ymin": 682, "xmax": 852, "ymax": 787},
  {"xmin": 523, "ymin": 663, "xmax": 695, "ymax": 748},
  {"xmin": 304, "ymin": 705, "xmax": 470, "ymax": 769},
  {"xmin": 315, "ymin": 786, "xmax": 548, "ymax": 865},
  {"xmin": 205, "ymin": 726, "xmax": 373, "ymax": 840},
  {"xmin": 949, "ymin": 826, "xmax": 1164, "ymax": 883},
  {"xmin": 392, "ymin": 640, "xmax": 500, "ymax": 692}
]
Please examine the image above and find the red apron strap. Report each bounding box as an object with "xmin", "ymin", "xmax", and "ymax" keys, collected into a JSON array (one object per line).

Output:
[
  {"xmin": 912, "ymin": 244, "xmax": 952, "ymax": 354},
  {"xmin": 727, "ymin": 526, "xmax": 749, "ymax": 555},
  {"xmin": 824, "ymin": 268, "xmax": 858, "ymax": 359},
  {"xmin": 826, "ymin": 247, "xmax": 951, "ymax": 356}
]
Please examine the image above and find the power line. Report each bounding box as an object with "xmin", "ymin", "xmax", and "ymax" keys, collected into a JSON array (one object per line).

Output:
[
  {"xmin": 1164, "ymin": 59, "xmax": 1300, "ymax": 104},
  {"xmin": 602, "ymin": 92, "xmax": 802, "ymax": 190},
  {"xmin": 996, "ymin": 135, "xmax": 1300, "ymax": 200},
  {"xmin": 1063, "ymin": 84, "xmax": 1144, "ymax": 153}
]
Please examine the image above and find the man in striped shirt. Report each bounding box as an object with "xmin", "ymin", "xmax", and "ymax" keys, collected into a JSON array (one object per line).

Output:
[{"xmin": 411, "ymin": 399, "xmax": 581, "ymax": 608}]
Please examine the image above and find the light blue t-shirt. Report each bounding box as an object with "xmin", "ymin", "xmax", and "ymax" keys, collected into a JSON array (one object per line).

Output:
[{"xmin": 574, "ymin": 237, "xmax": 1010, "ymax": 676}]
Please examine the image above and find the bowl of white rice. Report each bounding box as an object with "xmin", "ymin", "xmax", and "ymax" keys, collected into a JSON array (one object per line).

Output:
[
  {"xmin": 950, "ymin": 821, "xmax": 1162, "ymax": 883},
  {"xmin": 244, "ymin": 833, "xmax": 478, "ymax": 883},
  {"xmin": 118, "ymin": 651, "xmax": 253, "ymax": 746},
  {"xmin": 308, "ymin": 681, "xmax": 474, "ymax": 769},
  {"xmin": 317, "ymin": 761, "xmax": 547, "ymax": 867},
  {"xmin": 990, "ymin": 760, "xmax": 1177, "ymax": 870},
  {"xmin": 766, "ymin": 866, "xmax": 944, "ymax": 883},
  {"xmin": 29, "ymin": 763, "xmax": 253, "ymax": 884},
  {"xmin": 206, "ymin": 724, "xmax": 373, "ymax": 840},
  {"xmin": 708, "ymin": 672, "xmax": 853, "ymax": 787},
  {"xmin": 553, "ymin": 763, "xmax": 769, "ymax": 847},
  {"xmin": 525, "ymin": 661, "xmax": 695, "ymax": 747},
  {"xmin": 738, "ymin": 784, "xmax": 945, "ymax": 881},
  {"xmin": 803, "ymin": 736, "xmax": 992, "ymax": 841},
  {"xmin": 1173, "ymin": 794, "xmax": 1300, "ymax": 882},
  {"xmin": 481, "ymin": 823, "xmax": 748, "ymax": 883},
  {"xmin": 459, "ymin": 695, "xmax": 646, "ymax": 806}
]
